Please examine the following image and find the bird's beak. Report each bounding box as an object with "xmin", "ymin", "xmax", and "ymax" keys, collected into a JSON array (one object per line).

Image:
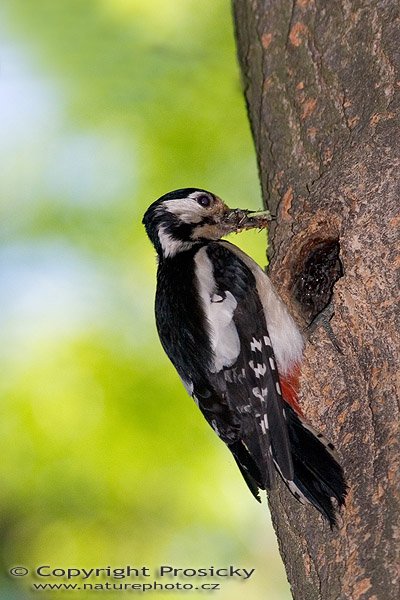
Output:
[
  {"xmin": 220, "ymin": 206, "xmax": 272, "ymax": 234},
  {"xmin": 191, "ymin": 201, "xmax": 272, "ymax": 241}
]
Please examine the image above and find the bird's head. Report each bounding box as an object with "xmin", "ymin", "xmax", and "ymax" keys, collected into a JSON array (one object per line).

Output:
[{"xmin": 143, "ymin": 188, "xmax": 271, "ymax": 258}]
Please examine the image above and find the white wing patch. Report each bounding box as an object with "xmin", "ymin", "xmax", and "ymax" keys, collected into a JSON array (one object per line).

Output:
[
  {"xmin": 219, "ymin": 241, "xmax": 304, "ymax": 375},
  {"xmin": 194, "ymin": 247, "xmax": 240, "ymax": 373}
]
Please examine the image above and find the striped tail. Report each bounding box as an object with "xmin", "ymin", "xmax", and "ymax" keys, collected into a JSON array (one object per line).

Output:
[{"xmin": 283, "ymin": 403, "xmax": 347, "ymax": 526}]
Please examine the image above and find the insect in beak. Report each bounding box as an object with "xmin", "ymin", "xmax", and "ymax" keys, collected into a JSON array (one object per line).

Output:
[{"xmin": 221, "ymin": 206, "xmax": 273, "ymax": 234}]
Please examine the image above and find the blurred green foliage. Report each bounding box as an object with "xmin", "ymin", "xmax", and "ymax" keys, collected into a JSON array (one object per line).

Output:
[{"xmin": 0, "ymin": 1, "xmax": 290, "ymax": 598}]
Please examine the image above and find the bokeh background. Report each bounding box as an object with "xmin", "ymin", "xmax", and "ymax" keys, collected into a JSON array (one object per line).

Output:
[{"xmin": 0, "ymin": 1, "xmax": 291, "ymax": 598}]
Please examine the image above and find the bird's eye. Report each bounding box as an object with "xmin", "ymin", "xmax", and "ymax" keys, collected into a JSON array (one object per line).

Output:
[{"xmin": 197, "ymin": 194, "xmax": 212, "ymax": 208}]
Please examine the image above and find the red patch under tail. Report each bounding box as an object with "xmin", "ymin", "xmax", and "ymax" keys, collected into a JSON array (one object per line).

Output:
[{"xmin": 279, "ymin": 363, "xmax": 303, "ymax": 416}]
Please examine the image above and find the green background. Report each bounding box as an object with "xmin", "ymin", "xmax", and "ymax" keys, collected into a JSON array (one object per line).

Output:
[{"xmin": 0, "ymin": 1, "xmax": 290, "ymax": 598}]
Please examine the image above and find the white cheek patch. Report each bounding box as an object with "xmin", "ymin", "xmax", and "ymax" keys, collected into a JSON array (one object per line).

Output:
[
  {"xmin": 195, "ymin": 248, "xmax": 240, "ymax": 373},
  {"xmin": 163, "ymin": 198, "xmax": 204, "ymax": 224}
]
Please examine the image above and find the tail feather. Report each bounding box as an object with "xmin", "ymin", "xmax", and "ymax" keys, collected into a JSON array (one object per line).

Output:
[
  {"xmin": 284, "ymin": 404, "xmax": 347, "ymax": 526},
  {"xmin": 230, "ymin": 440, "xmax": 264, "ymax": 502},
  {"xmin": 229, "ymin": 402, "xmax": 347, "ymax": 527}
]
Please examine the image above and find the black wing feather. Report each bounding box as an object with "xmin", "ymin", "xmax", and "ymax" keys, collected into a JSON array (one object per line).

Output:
[{"xmin": 203, "ymin": 242, "xmax": 294, "ymax": 489}]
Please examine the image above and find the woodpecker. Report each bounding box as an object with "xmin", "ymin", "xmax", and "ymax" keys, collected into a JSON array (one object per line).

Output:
[{"xmin": 143, "ymin": 188, "xmax": 347, "ymax": 526}]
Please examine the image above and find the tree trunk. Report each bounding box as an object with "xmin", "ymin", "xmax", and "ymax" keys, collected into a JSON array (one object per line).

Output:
[{"xmin": 232, "ymin": 1, "xmax": 399, "ymax": 599}]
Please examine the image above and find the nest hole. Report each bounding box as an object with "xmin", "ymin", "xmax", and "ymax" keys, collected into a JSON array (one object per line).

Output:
[{"xmin": 293, "ymin": 239, "xmax": 343, "ymax": 323}]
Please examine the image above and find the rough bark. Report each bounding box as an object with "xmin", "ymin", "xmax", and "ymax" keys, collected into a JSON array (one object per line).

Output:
[{"xmin": 232, "ymin": 2, "xmax": 399, "ymax": 599}]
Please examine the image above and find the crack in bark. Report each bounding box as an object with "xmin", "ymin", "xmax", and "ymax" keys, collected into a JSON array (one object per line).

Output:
[{"xmin": 285, "ymin": 0, "xmax": 296, "ymax": 52}]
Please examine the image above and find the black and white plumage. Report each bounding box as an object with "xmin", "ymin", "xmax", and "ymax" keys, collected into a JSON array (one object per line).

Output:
[{"xmin": 143, "ymin": 188, "xmax": 347, "ymax": 526}]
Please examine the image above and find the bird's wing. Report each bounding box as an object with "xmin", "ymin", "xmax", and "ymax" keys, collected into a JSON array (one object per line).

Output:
[{"xmin": 192, "ymin": 242, "xmax": 294, "ymax": 491}]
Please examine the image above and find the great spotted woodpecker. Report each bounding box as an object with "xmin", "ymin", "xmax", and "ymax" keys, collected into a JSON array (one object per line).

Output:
[{"xmin": 143, "ymin": 188, "xmax": 347, "ymax": 526}]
